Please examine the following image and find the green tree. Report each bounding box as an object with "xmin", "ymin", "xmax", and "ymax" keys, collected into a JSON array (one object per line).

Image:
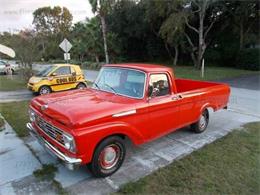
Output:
[
  {"xmin": 0, "ymin": 30, "xmax": 40, "ymax": 68},
  {"xmin": 72, "ymin": 18, "xmax": 103, "ymax": 63},
  {"xmin": 33, "ymin": 6, "xmax": 73, "ymax": 36},
  {"xmin": 32, "ymin": 6, "xmax": 73, "ymax": 60},
  {"xmin": 224, "ymin": 0, "xmax": 259, "ymax": 50},
  {"xmin": 89, "ymin": 0, "xmax": 116, "ymax": 63},
  {"xmin": 183, "ymin": 0, "xmax": 223, "ymax": 68},
  {"xmin": 144, "ymin": 0, "xmax": 186, "ymax": 66}
]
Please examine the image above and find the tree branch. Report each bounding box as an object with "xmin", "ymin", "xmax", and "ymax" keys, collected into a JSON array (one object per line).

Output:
[
  {"xmin": 185, "ymin": 17, "xmax": 199, "ymax": 34},
  {"xmin": 204, "ymin": 20, "xmax": 215, "ymax": 39},
  {"xmin": 184, "ymin": 33, "xmax": 195, "ymax": 48}
]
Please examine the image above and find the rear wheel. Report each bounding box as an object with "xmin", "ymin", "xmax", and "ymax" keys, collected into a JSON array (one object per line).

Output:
[
  {"xmin": 76, "ymin": 83, "xmax": 86, "ymax": 89},
  {"xmin": 88, "ymin": 136, "xmax": 126, "ymax": 178},
  {"xmin": 39, "ymin": 86, "xmax": 51, "ymax": 95},
  {"xmin": 191, "ymin": 109, "xmax": 209, "ymax": 133}
]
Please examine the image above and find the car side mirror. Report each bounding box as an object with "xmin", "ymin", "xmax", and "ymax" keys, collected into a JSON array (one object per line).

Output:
[
  {"xmin": 72, "ymin": 72, "xmax": 76, "ymax": 76},
  {"xmin": 51, "ymin": 72, "xmax": 57, "ymax": 76}
]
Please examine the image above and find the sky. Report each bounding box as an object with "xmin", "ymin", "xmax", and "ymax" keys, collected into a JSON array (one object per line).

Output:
[{"xmin": 0, "ymin": 0, "xmax": 94, "ymax": 33}]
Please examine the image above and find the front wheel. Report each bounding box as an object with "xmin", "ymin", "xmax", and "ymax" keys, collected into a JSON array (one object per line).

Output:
[
  {"xmin": 191, "ymin": 109, "xmax": 209, "ymax": 133},
  {"xmin": 39, "ymin": 86, "xmax": 51, "ymax": 95},
  {"xmin": 88, "ymin": 136, "xmax": 126, "ymax": 178},
  {"xmin": 76, "ymin": 83, "xmax": 86, "ymax": 89}
]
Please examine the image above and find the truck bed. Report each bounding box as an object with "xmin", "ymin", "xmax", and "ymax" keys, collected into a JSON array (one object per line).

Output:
[{"xmin": 175, "ymin": 79, "xmax": 224, "ymax": 93}]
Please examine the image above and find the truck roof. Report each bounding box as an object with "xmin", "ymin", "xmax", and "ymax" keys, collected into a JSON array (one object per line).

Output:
[{"xmin": 103, "ymin": 63, "xmax": 173, "ymax": 73}]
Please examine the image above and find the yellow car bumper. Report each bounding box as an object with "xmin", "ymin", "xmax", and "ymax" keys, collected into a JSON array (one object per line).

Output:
[{"xmin": 27, "ymin": 83, "xmax": 39, "ymax": 92}]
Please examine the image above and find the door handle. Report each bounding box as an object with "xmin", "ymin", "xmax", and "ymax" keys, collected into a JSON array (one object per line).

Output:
[{"xmin": 172, "ymin": 95, "xmax": 182, "ymax": 101}]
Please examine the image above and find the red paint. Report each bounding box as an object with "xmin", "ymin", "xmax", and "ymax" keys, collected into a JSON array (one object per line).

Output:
[{"xmin": 29, "ymin": 64, "xmax": 230, "ymax": 165}]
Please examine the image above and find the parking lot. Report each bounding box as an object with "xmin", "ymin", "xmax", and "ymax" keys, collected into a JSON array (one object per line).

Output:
[{"xmin": 0, "ymin": 74, "xmax": 259, "ymax": 194}]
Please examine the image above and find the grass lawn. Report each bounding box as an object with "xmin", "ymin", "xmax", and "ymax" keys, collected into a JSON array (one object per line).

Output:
[
  {"xmin": 116, "ymin": 122, "xmax": 260, "ymax": 195},
  {"xmin": 171, "ymin": 66, "xmax": 259, "ymax": 81},
  {"xmin": 0, "ymin": 75, "xmax": 27, "ymax": 91},
  {"xmin": 0, "ymin": 101, "xmax": 29, "ymax": 137}
]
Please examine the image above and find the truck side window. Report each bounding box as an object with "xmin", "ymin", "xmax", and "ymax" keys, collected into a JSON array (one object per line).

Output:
[
  {"xmin": 149, "ymin": 74, "xmax": 170, "ymax": 97},
  {"xmin": 54, "ymin": 66, "xmax": 71, "ymax": 76}
]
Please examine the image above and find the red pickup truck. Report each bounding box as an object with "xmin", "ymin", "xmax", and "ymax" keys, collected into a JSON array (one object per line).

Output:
[{"xmin": 27, "ymin": 63, "xmax": 230, "ymax": 177}]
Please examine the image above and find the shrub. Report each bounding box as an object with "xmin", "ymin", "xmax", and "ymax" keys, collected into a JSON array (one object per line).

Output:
[{"xmin": 236, "ymin": 49, "xmax": 260, "ymax": 71}]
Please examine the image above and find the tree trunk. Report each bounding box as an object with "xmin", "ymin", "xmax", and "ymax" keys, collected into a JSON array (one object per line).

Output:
[
  {"xmin": 100, "ymin": 15, "xmax": 109, "ymax": 64},
  {"xmin": 164, "ymin": 42, "xmax": 174, "ymax": 63},
  {"xmin": 95, "ymin": 54, "xmax": 100, "ymax": 63},
  {"xmin": 173, "ymin": 45, "xmax": 178, "ymax": 66},
  {"xmin": 197, "ymin": 3, "xmax": 206, "ymax": 69}
]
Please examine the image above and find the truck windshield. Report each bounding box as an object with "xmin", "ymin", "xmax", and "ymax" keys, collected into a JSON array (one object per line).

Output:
[
  {"xmin": 93, "ymin": 67, "xmax": 146, "ymax": 99},
  {"xmin": 36, "ymin": 65, "xmax": 56, "ymax": 77}
]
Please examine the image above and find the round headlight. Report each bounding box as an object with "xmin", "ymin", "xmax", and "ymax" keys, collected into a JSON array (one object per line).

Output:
[
  {"xmin": 63, "ymin": 134, "xmax": 75, "ymax": 152},
  {"xmin": 29, "ymin": 109, "xmax": 36, "ymax": 122}
]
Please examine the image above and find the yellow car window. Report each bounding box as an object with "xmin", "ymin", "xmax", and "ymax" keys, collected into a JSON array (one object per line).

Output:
[{"xmin": 54, "ymin": 66, "xmax": 71, "ymax": 76}]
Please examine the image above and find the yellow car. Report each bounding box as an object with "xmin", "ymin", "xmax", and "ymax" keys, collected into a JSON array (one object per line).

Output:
[{"xmin": 27, "ymin": 64, "xmax": 87, "ymax": 95}]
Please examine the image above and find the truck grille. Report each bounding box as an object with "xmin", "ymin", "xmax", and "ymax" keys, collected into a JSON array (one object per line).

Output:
[{"xmin": 35, "ymin": 115, "xmax": 65, "ymax": 145}]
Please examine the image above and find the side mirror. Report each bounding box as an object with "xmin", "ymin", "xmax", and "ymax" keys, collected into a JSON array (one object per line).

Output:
[
  {"xmin": 51, "ymin": 72, "xmax": 57, "ymax": 76},
  {"xmin": 72, "ymin": 72, "xmax": 76, "ymax": 76}
]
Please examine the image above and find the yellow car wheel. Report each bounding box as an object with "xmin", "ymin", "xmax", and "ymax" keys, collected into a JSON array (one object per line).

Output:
[
  {"xmin": 76, "ymin": 83, "xmax": 86, "ymax": 89},
  {"xmin": 39, "ymin": 86, "xmax": 51, "ymax": 95}
]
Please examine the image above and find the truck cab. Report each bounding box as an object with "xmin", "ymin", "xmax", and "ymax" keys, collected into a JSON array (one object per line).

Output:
[{"xmin": 27, "ymin": 64, "xmax": 87, "ymax": 95}]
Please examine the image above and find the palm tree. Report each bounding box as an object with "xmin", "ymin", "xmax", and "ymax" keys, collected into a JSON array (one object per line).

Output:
[{"xmin": 89, "ymin": 0, "xmax": 114, "ymax": 64}]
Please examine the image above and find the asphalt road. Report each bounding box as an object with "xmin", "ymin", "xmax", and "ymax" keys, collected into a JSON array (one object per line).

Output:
[{"xmin": 218, "ymin": 74, "xmax": 260, "ymax": 90}]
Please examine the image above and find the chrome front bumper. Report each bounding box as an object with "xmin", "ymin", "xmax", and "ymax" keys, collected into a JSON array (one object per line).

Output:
[{"xmin": 26, "ymin": 123, "xmax": 82, "ymax": 170}]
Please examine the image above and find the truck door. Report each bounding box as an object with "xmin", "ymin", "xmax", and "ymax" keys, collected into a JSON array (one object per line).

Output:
[{"xmin": 147, "ymin": 73, "xmax": 180, "ymax": 139}]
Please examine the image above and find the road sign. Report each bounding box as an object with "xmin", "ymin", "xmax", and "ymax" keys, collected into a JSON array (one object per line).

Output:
[
  {"xmin": 64, "ymin": 53, "xmax": 71, "ymax": 61},
  {"xmin": 59, "ymin": 38, "xmax": 72, "ymax": 53}
]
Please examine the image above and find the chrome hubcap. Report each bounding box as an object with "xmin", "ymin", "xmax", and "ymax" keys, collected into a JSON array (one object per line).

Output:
[
  {"xmin": 40, "ymin": 87, "xmax": 49, "ymax": 94},
  {"xmin": 99, "ymin": 144, "xmax": 120, "ymax": 170},
  {"xmin": 199, "ymin": 114, "xmax": 207, "ymax": 130}
]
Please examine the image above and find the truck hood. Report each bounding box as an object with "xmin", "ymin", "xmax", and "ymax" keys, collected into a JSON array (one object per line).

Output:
[{"xmin": 31, "ymin": 88, "xmax": 137, "ymax": 128}]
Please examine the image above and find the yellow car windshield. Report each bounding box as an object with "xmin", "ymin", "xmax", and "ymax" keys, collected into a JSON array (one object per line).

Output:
[{"xmin": 36, "ymin": 65, "xmax": 56, "ymax": 77}]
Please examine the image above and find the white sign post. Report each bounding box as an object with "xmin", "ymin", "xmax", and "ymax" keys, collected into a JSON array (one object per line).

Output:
[
  {"xmin": 59, "ymin": 38, "xmax": 72, "ymax": 63},
  {"xmin": 201, "ymin": 58, "xmax": 205, "ymax": 78}
]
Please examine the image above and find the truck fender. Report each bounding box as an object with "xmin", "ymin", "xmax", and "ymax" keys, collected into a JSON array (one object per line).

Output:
[{"xmin": 75, "ymin": 121, "xmax": 145, "ymax": 164}]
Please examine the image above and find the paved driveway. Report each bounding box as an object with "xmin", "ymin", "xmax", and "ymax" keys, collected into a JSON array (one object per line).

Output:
[{"xmin": 0, "ymin": 74, "xmax": 259, "ymax": 194}]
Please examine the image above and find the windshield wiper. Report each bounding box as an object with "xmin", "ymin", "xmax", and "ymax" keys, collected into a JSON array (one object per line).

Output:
[
  {"xmin": 104, "ymin": 83, "xmax": 118, "ymax": 95},
  {"xmin": 93, "ymin": 82, "xmax": 100, "ymax": 90}
]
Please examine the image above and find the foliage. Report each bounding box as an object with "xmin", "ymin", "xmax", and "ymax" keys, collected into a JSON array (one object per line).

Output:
[
  {"xmin": 33, "ymin": 6, "xmax": 73, "ymax": 36},
  {"xmin": 1, "ymin": 1, "xmax": 259, "ymax": 71},
  {"xmin": 237, "ymin": 48, "xmax": 260, "ymax": 71},
  {"xmin": 0, "ymin": 31, "xmax": 40, "ymax": 67},
  {"xmin": 71, "ymin": 18, "xmax": 103, "ymax": 63}
]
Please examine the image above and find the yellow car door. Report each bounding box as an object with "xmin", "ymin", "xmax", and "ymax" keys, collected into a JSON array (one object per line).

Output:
[{"xmin": 49, "ymin": 66, "xmax": 74, "ymax": 91}]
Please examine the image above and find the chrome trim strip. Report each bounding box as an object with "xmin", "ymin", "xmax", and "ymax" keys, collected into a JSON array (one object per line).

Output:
[
  {"xmin": 26, "ymin": 123, "xmax": 81, "ymax": 166},
  {"xmin": 113, "ymin": 109, "xmax": 137, "ymax": 117}
]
